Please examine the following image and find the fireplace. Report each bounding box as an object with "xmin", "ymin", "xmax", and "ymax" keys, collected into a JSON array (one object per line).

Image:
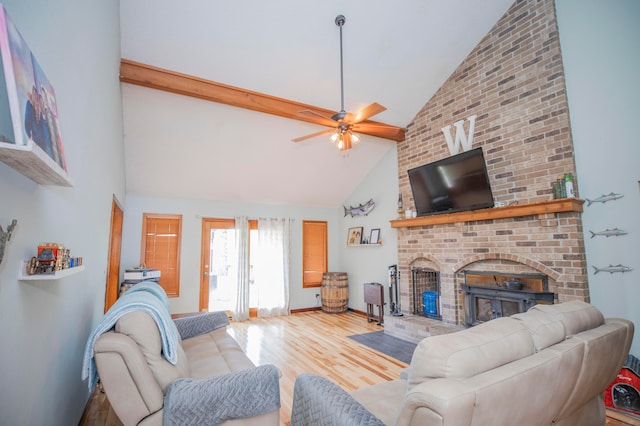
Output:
[
  {"xmin": 461, "ymin": 270, "xmax": 554, "ymax": 327},
  {"xmin": 390, "ymin": 0, "xmax": 590, "ymax": 331},
  {"xmin": 412, "ymin": 268, "xmax": 441, "ymax": 319}
]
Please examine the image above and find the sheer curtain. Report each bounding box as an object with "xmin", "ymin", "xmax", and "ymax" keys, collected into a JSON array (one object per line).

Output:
[
  {"xmin": 232, "ymin": 216, "xmax": 250, "ymax": 321},
  {"xmin": 255, "ymin": 217, "xmax": 291, "ymax": 317}
]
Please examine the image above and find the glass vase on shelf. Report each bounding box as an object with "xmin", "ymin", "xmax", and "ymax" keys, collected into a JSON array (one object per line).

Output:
[{"xmin": 564, "ymin": 173, "xmax": 575, "ymax": 198}]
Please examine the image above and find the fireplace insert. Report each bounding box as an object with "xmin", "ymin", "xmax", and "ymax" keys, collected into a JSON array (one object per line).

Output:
[{"xmin": 461, "ymin": 270, "xmax": 554, "ymax": 326}]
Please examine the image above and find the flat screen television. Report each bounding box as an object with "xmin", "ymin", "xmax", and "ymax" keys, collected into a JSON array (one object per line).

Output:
[{"xmin": 407, "ymin": 147, "xmax": 494, "ymax": 217}]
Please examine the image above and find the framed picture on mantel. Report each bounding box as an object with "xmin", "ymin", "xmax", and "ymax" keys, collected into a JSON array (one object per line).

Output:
[
  {"xmin": 0, "ymin": 5, "xmax": 71, "ymax": 186},
  {"xmin": 347, "ymin": 227, "xmax": 363, "ymax": 246}
]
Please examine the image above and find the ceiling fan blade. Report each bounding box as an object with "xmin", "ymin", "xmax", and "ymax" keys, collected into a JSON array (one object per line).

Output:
[
  {"xmin": 351, "ymin": 102, "xmax": 387, "ymax": 124},
  {"xmin": 351, "ymin": 122, "xmax": 397, "ymax": 130},
  {"xmin": 292, "ymin": 127, "xmax": 336, "ymax": 143},
  {"xmin": 351, "ymin": 121, "xmax": 405, "ymax": 141}
]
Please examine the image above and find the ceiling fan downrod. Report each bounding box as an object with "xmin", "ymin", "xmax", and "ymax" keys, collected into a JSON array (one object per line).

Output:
[{"xmin": 332, "ymin": 15, "xmax": 347, "ymax": 122}]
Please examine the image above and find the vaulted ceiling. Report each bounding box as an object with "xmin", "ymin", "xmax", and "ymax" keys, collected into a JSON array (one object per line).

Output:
[{"xmin": 120, "ymin": 0, "xmax": 514, "ymax": 207}]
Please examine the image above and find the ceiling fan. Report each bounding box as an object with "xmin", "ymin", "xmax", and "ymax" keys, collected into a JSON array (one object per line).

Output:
[{"xmin": 292, "ymin": 15, "xmax": 391, "ymax": 152}]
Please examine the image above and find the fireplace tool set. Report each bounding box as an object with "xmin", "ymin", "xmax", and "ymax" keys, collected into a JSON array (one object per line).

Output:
[{"xmin": 388, "ymin": 264, "xmax": 403, "ymax": 316}]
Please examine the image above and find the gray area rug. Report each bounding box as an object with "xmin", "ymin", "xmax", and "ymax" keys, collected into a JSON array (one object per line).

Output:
[{"xmin": 347, "ymin": 331, "xmax": 417, "ymax": 364}]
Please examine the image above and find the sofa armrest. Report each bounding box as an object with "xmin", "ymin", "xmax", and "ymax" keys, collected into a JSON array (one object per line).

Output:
[
  {"xmin": 163, "ymin": 364, "xmax": 280, "ymax": 426},
  {"xmin": 395, "ymin": 379, "xmax": 475, "ymax": 426},
  {"xmin": 94, "ymin": 331, "xmax": 165, "ymax": 426},
  {"xmin": 290, "ymin": 373, "xmax": 384, "ymax": 426},
  {"xmin": 173, "ymin": 311, "xmax": 230, "ymax": 340}
]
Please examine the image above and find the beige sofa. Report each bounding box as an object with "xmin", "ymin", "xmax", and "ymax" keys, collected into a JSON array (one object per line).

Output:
[
  {"xmin": 92, "ymin": 308, "xmax": 280, "ymax": 426},
  {"xmin": 291, "ymin": 301, "xmax": 634, "ymax": 426}
]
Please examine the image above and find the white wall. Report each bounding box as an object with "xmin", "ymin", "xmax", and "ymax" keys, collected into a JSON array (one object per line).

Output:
[
  {"xmin": 121, "ymin": 194, "xmax": 342, "ymax": 313},
  {"xmin": 556, "ymin": 0, "xmax": 640, "ymax": 357},
  {"xmin": 120, "ymin": 146, "xmax": 399, "ymax": 316},
  {"xmin": 0, "ymin": 1, "xmax": 124, "ymax": 424},
  {"xmin": 338, "ymin": 146, "xmax": 399, "ymax": 315}
]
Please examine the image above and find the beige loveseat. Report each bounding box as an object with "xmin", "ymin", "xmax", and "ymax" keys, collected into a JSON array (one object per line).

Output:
[
  {"xmin": 86, "ymin": 282, "xmax": 280, "ymax": 426},
  {"xmin": 291, "ymin": 301, "xmax": 634, "ymax": 426}
]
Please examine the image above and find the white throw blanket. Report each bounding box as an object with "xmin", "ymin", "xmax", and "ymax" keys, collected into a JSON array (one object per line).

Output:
[{"xmin": 81, "ymin": 281, "xmax": 179, "ymax": 391}]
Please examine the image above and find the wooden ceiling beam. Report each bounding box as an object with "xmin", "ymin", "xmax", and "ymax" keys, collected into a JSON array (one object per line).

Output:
[{"xmin": 120, "ymin": 59, "xmax": 405, "ymax": 142}]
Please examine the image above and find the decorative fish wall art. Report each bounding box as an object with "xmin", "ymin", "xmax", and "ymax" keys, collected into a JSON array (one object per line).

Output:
[
  {"xmin": 589, "ymin": 228, "xmax": 628, "ymax": 239},
  {"xmin": 343, "ymin": 199, "xmax": 375, "ymax": 217},
  {"xmin": 592, "ymin": 264, "xmax": 633, "ymax": 275},
  {"xmin": 585, "ymin": 192, "xmax": 624, "ymax": 206}
]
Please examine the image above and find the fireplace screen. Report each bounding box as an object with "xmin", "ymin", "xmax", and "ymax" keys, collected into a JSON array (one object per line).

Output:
[{"xmin": 412, "ymin": 268, "xmax": 440, "ymax": 319}]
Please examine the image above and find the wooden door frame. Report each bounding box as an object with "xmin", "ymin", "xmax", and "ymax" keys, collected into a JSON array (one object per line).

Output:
[
  {"xmin": 104, "ymin": 195, "xmax": 124, "ymax": 312},
  {"xmin": 199, "ymin": 218, "xmax": 235, "ymax": 312},
  {"xmin": 199, "ymin": 219, "xmax": 212, "ymax": 311}
]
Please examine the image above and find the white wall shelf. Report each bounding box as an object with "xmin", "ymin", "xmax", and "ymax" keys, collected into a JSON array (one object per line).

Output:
[
  {"xmin": 18, "ymin": 260, "xmax": 85, "ymax": 281},
  {"xmin": 0, "ymin": 141, "xmax": 73, "ymax": 186}
]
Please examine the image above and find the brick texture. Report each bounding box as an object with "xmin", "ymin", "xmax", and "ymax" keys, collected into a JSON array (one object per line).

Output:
[{"xmin": 396, "ymin": 0, "xmax": 589, "ymax": 325}]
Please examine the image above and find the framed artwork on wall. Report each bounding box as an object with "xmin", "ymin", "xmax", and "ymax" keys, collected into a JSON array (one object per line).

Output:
[
  {"xmin": 369, "ymin": 228, "xmax": 380, "ymax": 245},
  {"xmin": 347, "ymin": 227, "xmax": 363, "ymax": 246},
  {"xmin": 0, "ymin": 5, "xmax": 71, "ymax": 186}
]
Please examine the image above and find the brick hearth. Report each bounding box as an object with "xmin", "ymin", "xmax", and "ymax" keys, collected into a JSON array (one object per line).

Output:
[{"xmin": 384, "ymin": 314, "xmax": 463, "ymax": 344}]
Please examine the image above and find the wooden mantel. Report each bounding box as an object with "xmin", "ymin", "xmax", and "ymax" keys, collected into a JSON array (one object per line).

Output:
[{"xmin": 390, "ymin": 198, "xmax": 584, "ymax": 228}]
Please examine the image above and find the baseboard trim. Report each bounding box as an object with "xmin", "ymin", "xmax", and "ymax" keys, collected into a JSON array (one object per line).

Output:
[
  {"xmin": 291, "ymin": 307, "xmax": 322, "ymax": 314},
  {"xmin": 349, "ymin": 308, "xmax": 367, "ymax": 317},
  {"xmin": 290, "ymin": 307, "xmax": 368, "ymax": 317}
]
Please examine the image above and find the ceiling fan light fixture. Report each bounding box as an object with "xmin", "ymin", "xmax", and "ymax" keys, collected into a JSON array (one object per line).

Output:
[
  {"xmin": 331, "ymin": 129, "xmax": 358, "ymax": 152},
  {"xmin": 337, "ymin": 134, "xmax": 350, "ymax": 152}
]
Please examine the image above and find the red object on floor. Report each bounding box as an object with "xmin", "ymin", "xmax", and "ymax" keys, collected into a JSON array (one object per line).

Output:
[{"xmin": 605, "ymin": 354, "xmax": 640, "ymax": 419}]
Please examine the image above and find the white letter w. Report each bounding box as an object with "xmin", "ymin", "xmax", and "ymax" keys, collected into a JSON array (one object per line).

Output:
[{"xmin": 441, "ymin": 114, "xmax": 477, "ymax": 155}]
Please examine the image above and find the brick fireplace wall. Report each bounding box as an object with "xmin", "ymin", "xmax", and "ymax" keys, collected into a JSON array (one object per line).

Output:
[{"xmin": 396, "ymin": 0, "xmax": 589, "ymax": 325}]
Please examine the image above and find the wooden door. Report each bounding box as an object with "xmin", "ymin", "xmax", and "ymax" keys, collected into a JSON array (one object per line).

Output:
[{"xmin": 104, "ymin": 196, "xmax": 124, "ymax": 312}]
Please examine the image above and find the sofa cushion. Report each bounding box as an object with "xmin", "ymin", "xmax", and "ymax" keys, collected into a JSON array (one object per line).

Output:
[
  {"xmin": 529, "ymin": 301, "xmax": 604, "ymax": 336},
  {"xmin": 350, "ymin": 379, "xmax": 406, "ymax": 425},
  {"xmin": 116, "ymin": 311, "xmax": 190, "ymax": 392},
  {"xmin": 182, "ymin": 327, "xmax": 255, "ymax": 379},
  {"xmin": 511, "ymin": 308, "xmax": 566, "ymax": 351},
  {"xmin": 408, "ymin": 317, "xmax": 535, "ymax": 390}
]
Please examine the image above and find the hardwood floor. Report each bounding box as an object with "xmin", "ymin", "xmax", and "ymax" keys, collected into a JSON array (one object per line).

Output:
[{"xmin": 80, "ymin": 310, "xmax": 638, "ymax": 426}]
